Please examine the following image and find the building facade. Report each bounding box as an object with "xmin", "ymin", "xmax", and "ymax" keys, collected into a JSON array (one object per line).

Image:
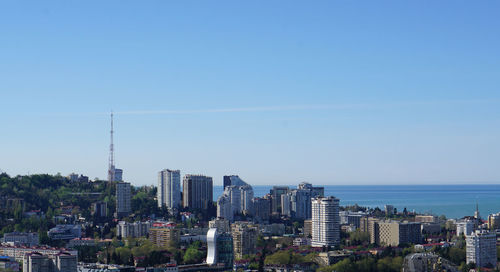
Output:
[
  {"xmin": 117, "ymin": 221, "xmax": 152, "ymax": 238},
  {"xmin": 158, "ymin": 169, "xmax": 181, "ymax": 210},
  {"xmin": 231, "ymin": 223, "xmax": 258, "ymax": 259},
  {"xmin": 1, "ymin": 232, "xmax": 39, "ymax": 247},
  {"xmin": 149, "ymin": 222, "xmax": 180, "ymax": 248},
  {"xmin": 116, "ymin": 182, "xmax": 131, "ymax": 218},
  {"xmin": 311, "ymin": 196, "xmax": 340, "ymax": 247},
  {"xmin": 182, "ymin": 175, "xmax": 213, "ymax": 210},
  {"xmin": 466, "ymin": 230, "xmax": 497, "ymax": 268}
]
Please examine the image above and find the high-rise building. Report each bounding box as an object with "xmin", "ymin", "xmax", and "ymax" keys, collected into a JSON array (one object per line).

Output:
[
  {"xmin": 158, "ymin": 169, "xmax": 181, "ymax": 210},
  {"xmin": 303, "ymin": 219, "xmax": 312, "ymax": 238},
  {"xmin": 217, "ymin": 194, "xmax": 233, "ymax": 222},
  {"xmin": 207, "ymin": 228, "xmax": 233, "ymax": 268},
  {"xmin": 281, "ymin": 194, "xmax": 291, "ymax": 217},
  {"xmin": 487, "ymin": 212, "xmax": 500, "ymax": 230},
  {"xmin": 270, "ymin": 186, "xmax": 289, "ymax": 215},
  {"xmin": 216, "ymin": 176, "xmax": 253, "ymax": 221},
  {"xmin": 149, "ymin": 222, "xmax": 180, "ymax": 248},
  {"xmin": 231, "ymin": 222, "xmax": 258, "ymax": 259},
  {"xmin": 116, "ymin": 182, "xmax": 131, "ymax": 218},
  {"xmin": 183, "ymin": 175, "xmax": 213, "ymax": 210},
  {"xmin": 298, "ymin": 182, "xmax": 324, "ymax": 198},
  {"xmin": 466, "ymin": 230, "xmax": 497, "ymax": 268},
  {"xmin": 92, "ymin": 201, "xmax": 107, "ymax": 218},
  {"xmin": 457, "ymin": 219, "xmax": 475, "ymax": 237},
  {"xmin": 289, "ymin": 189, "xmax": 312, "ymax": 219},
  {"xmin": 311, "ymin": 196, "xmax": 340, "ymax": 247},
  {"xmin": 252, "ymin": 196, "xmax": 271, "ymax": 222}
]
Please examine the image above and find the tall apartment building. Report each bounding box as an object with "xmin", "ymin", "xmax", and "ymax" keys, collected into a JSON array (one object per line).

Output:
[
  {"xmin": 252, "ymin": 196, "xmax": 271, "ymax": 222},
  {"xmin": 466, "ymin": 230, "xmax": 497, "ymax": 268},
  {"xmin": 456, "ymin": 219, "xmax": 474, "ymax": 237},
  {"xmin": 281, "ymin": 194, "xmax": 291, "ymax": 217},
  {"xmin": 374, "ymin": 220, "xmax": 422, "ymax": 246},
  {"xmin": 311, "ymin": 196, "xmax": 340, "ymax": 247},
  {"xmin": 92, "ymin": 201, "xmax": 107, "ymax": 218},
  {"xmin": 158, "ymin": 169, "xmax": 181, "ymax": 210},
  {"xmin": 149, "ymin": 222, "xmax": 180, "ymax": 248},
  {"xmin": 487, "ymin": 212, "xmax": 500, "ymax": 230},
  {"xmin": 289, "ymin": 189, "xmax": 312, "ymax": 219},
  {"xmin": 183, "ymin": 175, "xmax": 213, "ymax": 210},
  {"xmin": 231, "ymin": 223, "xmax": 258, "ymax": 259},
  {"xmin": 116, "ymin": 182, "xmax": 131, "ymax": 218},
  {"xmin": 270, "ymin": 186, "xmax": 289, "ymax": 215},
  {"xmin": 216, "ymin": 176, "xmax": 253, "ymax": 221}
]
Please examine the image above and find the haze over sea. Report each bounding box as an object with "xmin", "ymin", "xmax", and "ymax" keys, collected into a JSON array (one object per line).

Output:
[{"xmin": 214, "ymin": 184, "xmax": 500, "ymax": 219}]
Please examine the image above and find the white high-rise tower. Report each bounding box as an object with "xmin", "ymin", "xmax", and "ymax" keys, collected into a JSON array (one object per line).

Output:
[
  {"xmin": 158, "ymin": 169, "xmax": 181, "ymax": 210},
  {"xmin": 311, "ymin": 196, "xmax": 340, "ymax": 247}
]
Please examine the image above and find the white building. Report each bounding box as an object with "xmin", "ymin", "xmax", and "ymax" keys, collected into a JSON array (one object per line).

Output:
[
  {"xmin": 116, "ymin": 182, "xmax": 131, "ymax": 217},
  {"xmin": 456, "ymin": 219, "xmax": 474, "ymax": 237},
  {"xmin": 311, "ymin": 196, "xmax": 340, "ymax": 247},
  {"xmin": 206, "ymin": 228, "xmax": 217, "ymax": 265},
  {"xmin": 281, "ymin": 194, "xmax": 291, "ymax": 217},
  {"xmin": 466, "ymin": 230, "xmax": 497, "ymax": 268},
  {"xmin": 158, "ymin": 169, "xmax": 181, "ymax": 210},
  {"xmin": 216, "ymin": 176, "xmax": 253, "ymax": 221},
  {"xmin": 116, "ymin": 221, "xmax": 152, "ymax": 238}
]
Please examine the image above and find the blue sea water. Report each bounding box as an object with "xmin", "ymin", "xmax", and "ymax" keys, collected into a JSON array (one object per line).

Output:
[{"xmin": 213, "ymin": 185, "xmax": 500, "ymax": 219}]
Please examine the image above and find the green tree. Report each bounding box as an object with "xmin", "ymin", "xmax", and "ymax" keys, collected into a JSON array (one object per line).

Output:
[{"xmin": 183, "ymin": 248, "xmax": 203, "ymax": 264}]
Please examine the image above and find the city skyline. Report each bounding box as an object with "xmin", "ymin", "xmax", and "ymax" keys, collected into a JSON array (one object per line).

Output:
[{"xmin": 1, "ymin": 1, "xmax": 499, "ymax": 186}]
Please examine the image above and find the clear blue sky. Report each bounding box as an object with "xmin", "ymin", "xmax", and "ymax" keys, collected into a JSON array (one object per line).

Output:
[{"xmin": 1, "ymin": 1, "xmax": 499, "ymax": 186}]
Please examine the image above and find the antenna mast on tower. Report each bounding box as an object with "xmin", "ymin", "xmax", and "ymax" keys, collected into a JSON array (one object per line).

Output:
[{"xmin": 108, "ymin": 112, "xmax": 115, "ymax": 182}]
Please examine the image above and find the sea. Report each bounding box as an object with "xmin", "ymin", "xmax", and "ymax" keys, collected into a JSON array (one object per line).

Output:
[{"xmin": 213, "ymin": 185, "xmax": 500, "ymax": 220}]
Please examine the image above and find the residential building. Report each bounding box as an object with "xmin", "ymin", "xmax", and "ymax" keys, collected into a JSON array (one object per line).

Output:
[
  {"xmin": 182, "ymin": 175, "xmax": 213, "ymax": 210},
  {"xmin": 216, "ymin": 176, "xmax": 253, "ymax": 221},
  {"xmin": 281, "ymin": 193, "xmax": 291, "ymax": 217},
  {"xmin": 208, "ymin": 218, "xmax": 230, "ymax": 234},
  {"xmin": 403, "ymin": 253, "xmax": 458, "ymax": 272},
  {"xmin": 270, "ymin": 186, "xmax": 289, "ymax": 215},
  {"xmin": 158, "ymin": 169, "xmax": 181, "ymax": 210},
  {"xmin": 289, "ymin": 189, "xmax": 312, "ymax": 219},
  {"xmin": 487, "ymin": 212, "xmax": 500, "ymax": 230},
  {"xmin": 117, "ymin": 221, "xmax": 152, "ymax": 238},
  {"xmin": 67, "ymin": 238, "xmax": 96, "ymax": 248},
  {"xmin": 311, "ymin": 196, "xmax": 340, "ymax": 247},
  {"xmin": 47, "ymin": 225, "xmax": 82, "ymax": 240},
  {"xmin": 149, "ymin": 222, "xmax": 180, "ymax": 248},
  {"xmin": 1, "ymin": 232, "xmax": 39, "ymax": 247},
  {"xmin": 456, "ymin": 219, "xmax": 474, "ymax": 237},
  {"xmin": 375, "ymin": 220, "xmax": 422, "ymax": 246},
  {"xmin": 92, "ymin": 201, "xmax": 107, "ymax": 218},
  {"xmin": 0, "ymin": 245, "xmax": 77, "ymax": 263},
  {"xmin": 216, "ymin": 194, "xmax": 233, "ymax": 222},
  {"xmin": 231, "ymin": 222, "xmax": 258, "ymax": 259},
  {"xmin": 23, "ymin": 252, "xmax": 77, "ymax": 272},
  {"xmin": 116, "ymin": 182, "xmax": 131, "ymax": 217},
  {"xmin": 252, "ymin": 196, "xmax": 271, "ymax": 222},
  {"xmin": 303, "ymin": 219, "xmax": 312, "ymax": 238},
  {"xmin": 466, "ymin": 230, "xmax": 497, "ymax": 268}
]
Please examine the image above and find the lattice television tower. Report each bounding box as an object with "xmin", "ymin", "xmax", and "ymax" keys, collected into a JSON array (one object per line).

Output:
[{"xmin": 107, "ymin": 112, "xmax": 115, "ymax": 183}]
